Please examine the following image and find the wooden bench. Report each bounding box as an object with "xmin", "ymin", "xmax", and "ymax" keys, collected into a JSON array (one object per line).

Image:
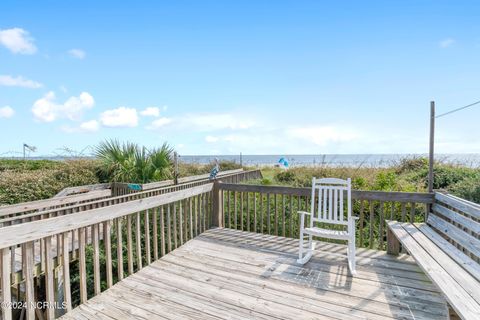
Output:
[{"xmin": 387, "ymin": 192, "xmax": 480, "ymax": 320}]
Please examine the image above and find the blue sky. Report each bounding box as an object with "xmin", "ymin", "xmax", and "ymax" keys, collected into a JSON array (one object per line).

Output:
[{"xmin": 1, "ymin": 1, "xmax": 479, "ymax": 156}]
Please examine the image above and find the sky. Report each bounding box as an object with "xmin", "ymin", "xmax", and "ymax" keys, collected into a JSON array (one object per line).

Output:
[{"xmin": 1, "ymin": 0, "xmax": 480, "ymax": 156}]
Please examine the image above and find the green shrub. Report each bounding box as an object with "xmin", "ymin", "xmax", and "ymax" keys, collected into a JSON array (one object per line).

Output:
[
  {"xmin": 275, "ymin": 170, "xmax": 295, "ymax": 183},
  {"xmin": 373, "ymin": 172, "xmax": 398, "ymax": 191},
  {"xmin": 261, "ymin": 177, "xmax": 272, "ymax": 185},
  {"xmin": 0, "ymin": 160, "xmax": 100, "ymax": 205},
  {"xmin": 448, "ymin": 174, "xmax": 480, "ymax": 204},
  {"xmin": 430, "ymin": 166, "xmax": 478, "ymax": 189},
  {"xmin": 219, "ymin": 160, "xmax": 242, "ymax": 171},
  {"xmin": 395, "ymin": 157, "xmax": 428, "ymax": 174},
  {"xmin": 0, "ymin": 159, "xmax": 61, "ymax": 171}
]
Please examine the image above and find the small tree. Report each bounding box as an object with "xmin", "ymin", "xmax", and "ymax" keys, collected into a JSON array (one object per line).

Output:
[{"xmin": 95, "ymin": 139, "xmax": 174, "ymax": 183}]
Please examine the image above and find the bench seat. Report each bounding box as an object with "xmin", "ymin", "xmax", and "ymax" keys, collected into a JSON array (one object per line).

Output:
[{"xmin": 387, "ymin": 221, "xmax": 480, "ymax": 319}]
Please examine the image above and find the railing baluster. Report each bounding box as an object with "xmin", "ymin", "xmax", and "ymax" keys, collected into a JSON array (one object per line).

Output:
[
  {"xmin": 173, "ymin": 202, "xmax": 178, "ymax": 249},
  {"xmin": 160, "ymin": 206, "xmax": 166, "ymax": 257},
  {"xmin": 21, "ymin": 242, "xmax": 34, "ymax": 319},
  {"xmin": 183, "ymin": 199, "xmax": 188, "ymax": 242},
  {"xmin": 390, "ymin": 202, "xmax": 395, "ymax": 220},
  {"xmin": 410, "ymin": 202, "xmax": 415, "ymax": 223},
  {"xmin": 260, "ymin": 193, "xmax": 264, "ymax": 234},
  {"xmin": 203, "ymin": 193, "xmax": 207, "ymax": 232},
  {"xmin": 234, "ymin": 192, "xmax": 238, "ymax": 230},
  {"xmin": 92, "ymin": 223, "xmax": 101, "ymax": 295},
  {"xmin": 194, "ymin": 196, "xmax": 198, "ymax": 236},
  {"xmin": 267, "ymin": 193, "xmax": 271, "ymax": 235},
  {"xmin": 136, "ymin": 212, "xmax": 143, "ymax": 269},
  {"xmin": 104, "ymin": 221, "xmax": 113, "ymax": 288},
  {"xmin": 240, "ymin": 192, "xmax": 244, "ymax": 231},
  {"xmin": 62, "ymin": 233, "xmax": 72, "ymax": 312},
  {"xmin": 280, "ymin": 195, "xmax": 285, "ymax": 237},
  {"xmin": 369, "ymin": 201, "xmax": 374, "ymax": 249},
  {"xmin": 289, "ymin": 195, "xmax": 293, "ymax": 238},
  {"xmin": 247, "ymin": 192, "xmax": 250, "ymax": 232},
  {"xmin": 179, "ymin": 202, "xmax": 183, "ymax": 246},
  {"xmin": 274, "ymin": 194, "xmax": 278, "ymax": 236},
  {"xmin": 127, "ymin": 215, "xmax": 134, "ymax": 274},
  {"xmin": 189, "ymin": 199, "xmax": 193, "ymax": 240},
  {"xmin": 153, "ymin": 208, "xmax": 158, "ymax": 261},
  {"xmin": 44, "ymin": 236, "xmax": 55, "ymax": 320},
  {"xmin": 1, "ymin": 247, "xmax": 12, "ymax": 320},
  {"xmin": 167, "ymin": 205, "xmax": 172, "ymax": 252},
  {"xmin": 379, "ymin": 202, "xmax": 384, "ymax": 250},
  {"xmin": 254, "ymin": 193, "xmax": 257, "ymax": 233},
  {"xmin": 359, "ymin": 200, "xmax": 364, "ymax": 247},
  {"xmin": 145, "ymin": 209, "xmax": 151, "ymax": 265},
  {"xmin": 78, "ymin": 228, "xmax": 88, "ymax": 303},
  {"xmin": 401, "ymin": 203, "xmax": 406, "ymax": 222},
  {"xmin": 227, "ymin": 191, "xmax": 231, "ymax": 229}
]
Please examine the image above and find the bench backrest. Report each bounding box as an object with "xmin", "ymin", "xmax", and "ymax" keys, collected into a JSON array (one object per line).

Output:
[
  {"xmin": 429, "ymin": 192, "xmax": 480, "ymax": 265},
  {"xmin": 310, "ymin": 177, "xmax": 351, "ymax": 226}
]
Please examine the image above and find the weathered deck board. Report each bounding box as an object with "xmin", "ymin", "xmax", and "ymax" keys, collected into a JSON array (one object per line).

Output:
[{"xmin": 61, "ymin": 228, "xmax": 448, "ymax": 320}]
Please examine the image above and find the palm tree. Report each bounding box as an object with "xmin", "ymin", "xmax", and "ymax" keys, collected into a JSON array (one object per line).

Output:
[{"xmin": 95, "ymin": 140, "xmax": 174, "ymax": 183}]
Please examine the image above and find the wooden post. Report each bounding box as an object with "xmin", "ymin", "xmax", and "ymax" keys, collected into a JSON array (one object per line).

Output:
[
  {"xmin": 174, "ymin": 152, "xmax": 179, "ymax": 185},
  {"xmin": 212, "ymin": 181, "xmax": 223, "ymax": 228},
  {"xmin": 386, "ymin": 227, "xmax": 400, "ymax": 255}
]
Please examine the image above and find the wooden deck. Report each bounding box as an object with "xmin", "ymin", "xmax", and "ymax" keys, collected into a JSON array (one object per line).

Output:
[{"xmin": 61, "ymin": 228, "xmax": 448, "ymax": 320}]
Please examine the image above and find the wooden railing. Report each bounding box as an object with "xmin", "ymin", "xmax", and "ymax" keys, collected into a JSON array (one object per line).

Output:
[
  {"xmin": 54, "ymin": 183, "xmax": 110, "ymax": 197},
  {"xmin": 110, "ymin": 169, "xmax": 261, "ymax": 196},
  {"xmin": 0, "ymin": 190, "xmax": 111, "ymax": 222},
  {"xmin": 0, "ymin": 184, "xmax": 213, "ymax": 320},
  {"xmin": 0, "ymin": 169, "xmax": 262, "ymax": 227},
  {"xmin": 213, "ymin": 183, "xmax": 433, "ymax": 250}
]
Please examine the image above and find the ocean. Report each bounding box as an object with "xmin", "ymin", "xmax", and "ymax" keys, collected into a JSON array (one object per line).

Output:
[
  {"xmin": 5, "ymin": 153, "xmax": 480, "ymax": 168},
  {"xmin": 179, "ymin": 154, "xmax": 480, "ymax": 168}
]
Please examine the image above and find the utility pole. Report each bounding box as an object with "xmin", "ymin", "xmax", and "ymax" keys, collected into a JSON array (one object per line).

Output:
[
  {"xmin": 240, "ymin": 152, "xmax": 243, "ymax": 167},
  {"xmin": 428, "ymin": 101, "xmax": 435, "ymax": 194}
]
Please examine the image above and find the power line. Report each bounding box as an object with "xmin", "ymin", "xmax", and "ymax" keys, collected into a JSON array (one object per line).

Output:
[{"xmin": 436, "ymin": 99, "xmax": 480, "ymax": 118}]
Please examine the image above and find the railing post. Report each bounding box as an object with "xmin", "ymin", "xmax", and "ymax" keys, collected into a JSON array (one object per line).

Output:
[{"xmin": 212, "ymin": 181, "xmax": 224, "ymax": 228}]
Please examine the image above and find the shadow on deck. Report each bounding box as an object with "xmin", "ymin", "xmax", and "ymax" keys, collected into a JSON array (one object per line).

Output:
[{"xmin": 61, "ymin": 228, "xmax": 448, "ymax": 320}]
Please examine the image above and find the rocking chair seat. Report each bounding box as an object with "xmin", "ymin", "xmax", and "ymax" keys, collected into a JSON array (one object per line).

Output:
[{"xmin": 304, "ymin": 227, "xmax": 350, "ymax": 240}]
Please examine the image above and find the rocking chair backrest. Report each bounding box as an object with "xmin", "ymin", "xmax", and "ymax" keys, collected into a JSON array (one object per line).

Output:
[{"xmin": 310, "ymin": 177, "xmax": 351, "ymax": 226}]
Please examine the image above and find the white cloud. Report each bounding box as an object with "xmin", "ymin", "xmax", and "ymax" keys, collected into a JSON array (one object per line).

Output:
[
  {"xmin": 100, "ymin": 107, "xmax": 138, "ymax": 127},
  {"xmin": 0, "ymin": 28, "xmax": 37, "ymax": 54},
  {"xmin": 68, "ymin": 49, "xmax": 86, "ymax": 59},
  {"xmin": 32, "ymin": 91, "xmax": 95, "ymax": 122},
  {"xmin": 140, "ymin": 107, "xmax": 160, "ymax": 117},
  {"xmin": 205, "ymin": 135, "xmax": 219, "ymax": 143},
  {"xmin": 439, "ymin": 38, "xmax": 455, "ymax": 48},
  {"xmin": 0, "ymin": 106, "xmax": 14, "ymax": 118},
  {"xmin": 0, "ymin": 75, "xmax": 42, "ymax": 88},
  {"xmin": 79, "ymin": 120, "xmax": 99, "ymax": 132},
  {"xmin": 147, "ymin": 117, "xmax": 172, "ymax": 129}
]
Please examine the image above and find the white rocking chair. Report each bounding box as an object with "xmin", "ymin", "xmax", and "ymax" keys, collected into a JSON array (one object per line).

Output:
[{"xmin": 297, "ymin": 177, "xmax": 358, "ymax": 275}]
